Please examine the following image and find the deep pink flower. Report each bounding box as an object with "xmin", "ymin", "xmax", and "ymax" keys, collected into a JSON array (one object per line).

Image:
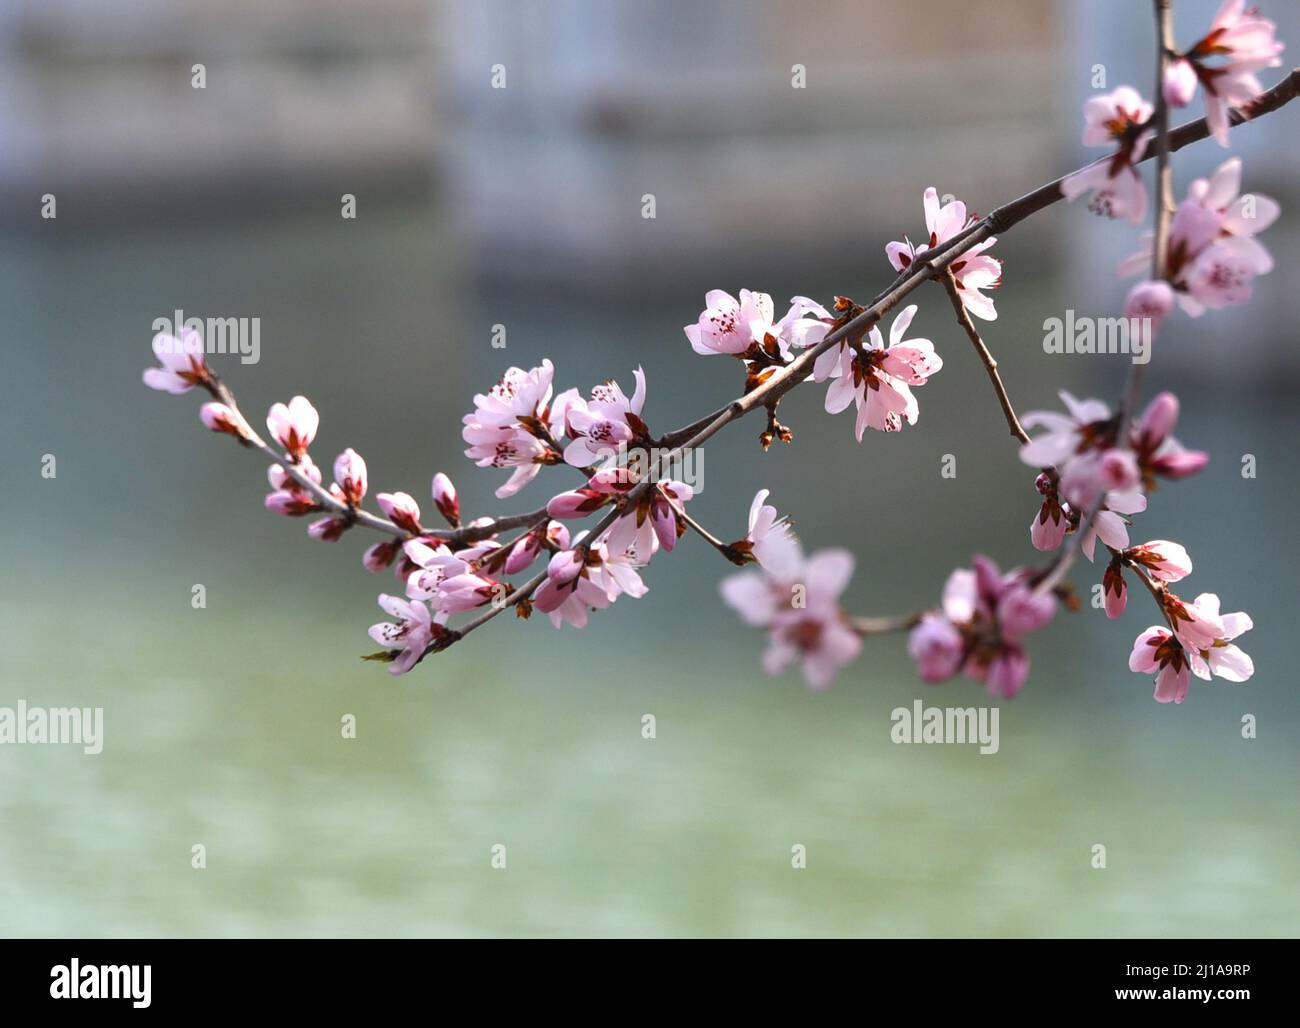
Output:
[
  {"xmin": 362, "ymin": 539, "xmax": 401, "ymax": 573},
  {"xmin": 1102, "ymin": 556, "xmax": 1128, "ymax": 619},
  {"xmin": 307, "ymin": 516, "xmax": 348, "ymax": 542},
  {"xmin": 908, "ymin": 613, "xmax": 965, "ymax": 683},
  {"xmin": 265, "ymin": 489, "xmax": 317, "ymax": 517},
  {"xmin": 431, "ymin": 472, "xmax": 460, "ymax": 527},
  {"xmin": 1131, "ymin": 392, "xmax": 1209, "ymax": 486},
  {"xmin": 887, "ymin": 189, "xmax": 1001, "ymax": 320}
]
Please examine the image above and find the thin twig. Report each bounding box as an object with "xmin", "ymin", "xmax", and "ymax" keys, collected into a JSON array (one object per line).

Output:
[{"xmin": 939, "ymin": 269, "xmax": 1030, "ymax": 444}]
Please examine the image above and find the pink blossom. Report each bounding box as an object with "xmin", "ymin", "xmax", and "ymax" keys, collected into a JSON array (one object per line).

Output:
[
  {"xmin": 1126, "ymin": 540, "xmax": 1193, "ymax": 582},
  {"xmin": 603, "ymin": 480, "xmax": 693, "ymax": 557},
  {"xmin": 887, "ymin": 189, "xmax": 1001, "ymax": 320},
  {"xmin": 1060, "ymin": 87, "xmax": 1154, "ymax": 225},
  {"xmin": 1183, "ymin": 593, "xmax": 1255, "ymax": 682},
  {"xmin": 1080, "ymin": 488, "xmax": 1147, "ymax": 562},
  {"xmin": 436, "ymin": 571, "xmax": 502, "ymax": 613},
  {"xmin": 268, "ymin": 456, "xmax": 321, "ymax": 493},
  {"xmin": 462, "ymin": 360, "xmax": 561, "ymax": 498},
  {"xmin": 376, "ymin": 491, "xmax": 423, "ymax": 534},
  {"xmin": 533, "ymin": 537, "xmax": 647, "ymax": 629},
  {"xmin": 759, "ymin": 550, "xmax": 862, "ymax": 690},
  {"xmin": 143, "ymin": 329, "xmax": 208, "ymax": 394},
  {"xmin": 1120, "ymin": 159, "xmax": 1277, "ymax": 316},
  {"xmin": 362, "ymin": 540, "xmax": 401, "ymax": 573},
  {"xmin": 820, "ymin": 304, "xmax": 942, "ymax": 438},
  {"xmin": 1131, "ymin": 392, "xmax": 1209, "ymax": 485},
  {"xmin": 307, "ymin": 516, "xmax": 348, "ymax": 542},
  {"xmin": 561, "ymin": 369, "xmax": 649, "ymax": 467},
  {"xmin": 401, "ymin": 538, "xmax": 464, "ymax": 601},
  {"xmin": 774, "ymin": 296, "xmax": 834, "ymax": 355},
  {"xmin": 332, "ymin": 449, "xmax": 367, "ymax": 506},
  {"xmin": 266, "ymin": 396, "xmax": 319, "ymax": 459},
  {"xmin": 504, "ymin": 520, "xmax": 569, "ymax": 575},
  {"xmin": 199, "ymin": 402, "xmax": 251, "ymax": 442},
  {"xmin": 907, "ymin": 556, "xmax": 1056, "ymax": 698},
  {"xmin": 1184, "ymin": 0, "xmax": 1285, "ymax": 146},
  {"xmin": 738, "ymin": 489, "xmax": 800, "ymax": 574},
  {"xmin": 1102, "ymin": 557, "xmax": 1128, "ymax": 619},
  {"xmin": 684, "ymin": 289, "xmax": 776, "ymax": 356},
  {"xmin": 431, "ymin": 472, "xmax": 460, "ymax": 527},
  {"xmin": 1029, "ymin": 473, "xmax": 1071, "ymax": 552},
  {"xmin": 1020, "ymin": 392, "xmax": 1139, "ymax": 508},
  {"xmin": 908, "ymin": 613, "xmax": 965, "ymax": 683},
  {"xmin": 1162, "ymin": 590, "xmax": 1226, "ymax": 653},
  {"xmin": 1123, "ymin": 280, "xmax": 1175, "ymax": 340},
  {"xmin": 368, "ymin": 594, "xmax": 445, "ymax": 675},
  {"xmin": 1163, "ymin": 58, "xmax": 1199, "ymax": 107},
  {"xmin": 1129, "ymin": 626, "xmax": 1191, "ymax": 704},
  {"xmin": 265, "ymin": 489, "xmax": 316, "ymax": 517}
]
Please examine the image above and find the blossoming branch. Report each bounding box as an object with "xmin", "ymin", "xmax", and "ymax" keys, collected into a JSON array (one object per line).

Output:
[{"xmin": 146, "ymin": 0, "xmax": 1295, "ymax": 705}]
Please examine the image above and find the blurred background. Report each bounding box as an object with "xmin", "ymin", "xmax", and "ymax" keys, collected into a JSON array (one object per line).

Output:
[{"xmin": 1, "ymin": 0, "xmax": 1298, "ymax": 937}]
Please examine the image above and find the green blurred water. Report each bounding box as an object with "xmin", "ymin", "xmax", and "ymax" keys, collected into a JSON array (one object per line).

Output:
[{"xmin": 1, "ymin": 205, "xmax": 1297, "ymax": 937}]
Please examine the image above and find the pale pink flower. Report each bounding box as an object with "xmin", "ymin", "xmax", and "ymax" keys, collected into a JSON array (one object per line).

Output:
[
  {"xmin": 1120, "ymin": 159, "xmax": 1277, "ymax": 316},
  {"xmin": 1123, "ymin": 280, "xmax": 1176, "ymax": 339},
  {"xmin": 332, "ymin": 449, "xmax": 367, "ymax": 506},
  {"xmin": 435, "ymin": 571, "xmax": 502, "ymax": 613},
  {"xmin": 908, "ymin": 613, "xmax": 965, "ymax": 683},
  {"xmin": 503, "ymin": 520, "xmax": 569, "ymax": 575},
  {"xmin": 1129, "ymin": 626, "xmax": 1192, "ymax": 704},
  {"xmin": 820, "ymin": 304, "xmax": 941, "ymax": 438},
  {"xmin": 719, "ymin": 543, "xmax": 809, "ymax": 629},
  {"xmin": 760, "ymin": 550, "xmax": 862, "ymax": 691},
  {"xmin": 376, "ymin": 491, "xmax": 423, "ymax": 534},
  {"xmin": 143, "ymin": 329, "xmax": 208, "ymax": 394},
  {"xmin": 1163, "ymin": 58, "xmax": 1199, "ymax": 107},
  {"xmin": 684, "ymin": 289, "xmax": 776, "ymax": 356},
  {"xmin": 265, "ymin": 489, "xmax": 317, "ymax": 517},
  {"xmin": 561, "ymin": 369, "xmax": 649, "ymax": 467},
  {"xmin": 199, "ymin": 402, "xmax": 252, "ymax": 442},
  {"xmin": 368, "ymin": 594, "xmax": 445, "ymax": 675},
  {"xmin": 462, "ymin": 360, "xmax": 561, "ymax": 498},
  {"xmin": 266, "ymin": 396, "xmax": 319, "ymax": 458},
  {"xmin": 401, "ymin": 538, "xmax": 463, "ymax": 601},
  {"xmin": 738, "ymin": 489, "xmax": 800, "ymax": 574},
  {"xmin": 533, "ymin": 537, "xmax": 647, "ymax": 629},
  {"xmin": 1080, "ymin": 488, "xmax": 1147, "ymax": 562},
  {"xmin": 1162, "ymin": 590, "xmax": 1227, "ymax": 653},
  {"xmin": 887, "ymin": 189, "xmax": 1001, "ymax": 320},
  {"xmin": 431, "ymin": 473, "xmax": 460, "ymax": 527},
  {"xmin": 1020, "ymin": 392, "xmax": 1139, "ymax": 507},
  {"xmin": 267, "ymin": 456, "xmax": 321, "ymax": 493},
  {"xmin": 1183, "ymin": 593, "xmax": 1255, "ymax": 682},
  {"xmin": 774, "ymin": 296, "xmax": 834, "ymax": 355},
  {"xmin": 1060, "ymin": 87, "xmax": 1154, "ymax": 225},
  {"xmin": 1184, "ymin": 0, "xmax": 1285, "ymax": 146},
  {"xmin": 1126, "ymin": 540, "xmax": 1193, "ymax": 582}
]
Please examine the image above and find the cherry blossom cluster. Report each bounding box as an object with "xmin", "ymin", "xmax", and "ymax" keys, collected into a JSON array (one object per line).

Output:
[{"xmin": 144, "ymin": 0, "xmax": 1289, "ymax": 707}]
